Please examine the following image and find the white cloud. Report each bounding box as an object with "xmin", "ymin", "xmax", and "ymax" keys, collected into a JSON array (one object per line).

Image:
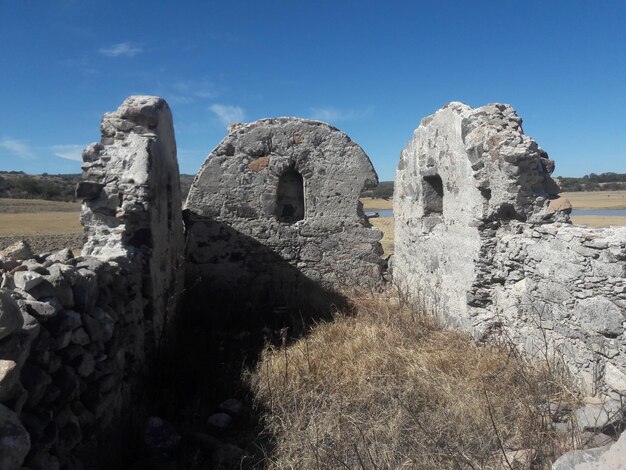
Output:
[
  {"xmin": 210, "ymin": 104, "xmax": 245, "ymax": 127},
  {"xmin": 99, "ymin": 42, "xmax": 142, "ymax": 57},
  {"xmin": 309, "ymin": 106, "xmax": 373, "ymax": 122},
  {"xmin": 51, "ymin": 144, "xmax": 85, "ymax": 161},
  {"xmin": 168, "ymin": 80, "xmax": 218, "ymax": 104},
  {"xmin": 0, "ymin": 138, "xmax": 36, "ymax": 159}
]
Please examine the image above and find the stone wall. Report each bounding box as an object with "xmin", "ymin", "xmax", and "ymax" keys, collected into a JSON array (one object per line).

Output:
[
  {"xmin": 79, "ymin": 95, "xmax": 184, "ymax": 351},
  {"xmin": 394, "ymin": 102, "xmax": 626, "ymax": 397},
  {"xmin": 0, "ymin": 96, "xmax": 185, "ymax": 469},
  {"xmin": 0, "ymin": 249, "xmax": 144, "ymax": 469},
  {"xmin": 185, "ymin": 117, "xmax": 384, "ymax": 313},
  {"xmin": 490, "ymin": 223, "xmax": 626, "ymax": 396}
]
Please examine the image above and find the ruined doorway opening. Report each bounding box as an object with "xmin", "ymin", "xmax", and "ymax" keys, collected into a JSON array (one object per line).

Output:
[
  {"xmin": 423, "ymin": 174, "xmax": 444, "ymax": 216},
  {"xmin": 276, "ymin": 169, "xmax": 305, "ymax": 223}
]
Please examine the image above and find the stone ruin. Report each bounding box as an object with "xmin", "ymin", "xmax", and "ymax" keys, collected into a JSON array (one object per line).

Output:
[
  {"xmin": 184, "ymin": 117, "xmax": 384, "ymax": 313},
  {"xmin": 0, "ymin": 96, "xmax": 186, "ymax": 469},
  {"xmin": 0, "ymin": 97, "xmax": 383, "ymax": 468},
  {"xmin": 0, "ymin": 95, "xmax": 625, "ymax": 468},
  {"xmin": 394, "ymin": 102, "xmax": 626, "ymax": 400}
]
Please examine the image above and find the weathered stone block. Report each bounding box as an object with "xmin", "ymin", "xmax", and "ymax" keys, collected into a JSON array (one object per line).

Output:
[{"xmin": 0, "ymin": 289, "xmax": 24, "ymax": 341}]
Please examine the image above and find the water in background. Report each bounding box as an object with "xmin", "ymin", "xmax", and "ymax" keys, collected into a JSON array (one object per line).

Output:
[
  {"xmin": 571, "ymin": 209, "xmax": 626, "ymax": 217},
  {"xmin": 365, "ymin": 209, "xmax": 626, "ymax": 218},
  {"xmin": 365, "ymin": 209, "xmax": 393, "ymax": 218}
]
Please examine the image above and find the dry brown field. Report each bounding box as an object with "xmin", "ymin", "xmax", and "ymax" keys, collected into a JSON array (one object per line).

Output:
[
  {"xmin": 0, "ymin": 198, "xmax": 80, "ymax": 213},
  {"xmin": 561, "ymin": 190, "xmax": 626, "ymax": 210},
  {"xmin": 561, "ymin": 190, "xmax": 626, "ymax": 228},
  {"xmin": 360, "ymin": 197, "xmax": 393, "ymax": 210},
  {"xmin": 0, "ymin": 198, "xmax": 82, "ymax": 253}
]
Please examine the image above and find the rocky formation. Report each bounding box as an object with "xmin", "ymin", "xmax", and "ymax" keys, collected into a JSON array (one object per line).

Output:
[
  {"xmin": 185, "ymin": 117, "xmax": 384, "ymax": 312},
  {"xmin": 394, "ymin": 102, "xmax": 626, "ymax": 397},
  {"xmin": 553, "ymin": 431, "xmax": 626, "ymax": 469}
]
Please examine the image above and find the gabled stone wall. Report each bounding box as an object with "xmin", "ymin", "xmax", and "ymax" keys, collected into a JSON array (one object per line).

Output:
[
  {"xmin": 184, "ymin": 117, "xmax": 384, "ymax": 312},
  {"xmin": 0, "ymin": 96, "xmax": 185, "ymax": 469},
  {"xmin": 394, "ymin": 102, "xmax": 626, "ymax": 397}
]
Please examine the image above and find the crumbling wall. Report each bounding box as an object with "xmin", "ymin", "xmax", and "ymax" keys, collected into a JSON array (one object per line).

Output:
[
  {"xmin": 0, "ymin": 96, "xmax": 185, "ymax": 469},
  {"xmin": 79, "ymin": 95, "xmax": 184, "ymax": 348},
  {"xmin": 394, "ymin": 102, "xmax": 626, "ymax": 396},
  {"xmin": 185, "ymin": 117, "xmax": 383, "ymax": 312}
]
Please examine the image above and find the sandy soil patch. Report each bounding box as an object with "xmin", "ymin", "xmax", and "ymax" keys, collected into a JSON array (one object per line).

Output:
[
  {"xmin": 560, "ymin": 190, "xmax": 626, "ymax": 210},
  {"xmin": 570, "ymin": 215, "xmax": 626, "ymax": 228}
]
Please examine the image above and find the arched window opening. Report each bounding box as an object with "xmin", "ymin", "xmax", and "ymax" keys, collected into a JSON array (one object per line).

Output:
[
  {"xmin": 276, "ymin": 169, "xmax": 304, "ymax": 223},
  {"xmin": 423, "ymin": 174, "xmax": 443, "ymax": 216}
]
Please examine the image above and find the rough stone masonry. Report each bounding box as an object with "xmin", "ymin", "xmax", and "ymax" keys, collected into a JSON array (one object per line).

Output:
[
  {"xmin": 79, "ymin": 95, "xmax": 185, "ymax": 349},
  {"xmin": 0, "ymin": 99, "xmax": 385, "ymax": 468},
  {"xmin": 394, "ymin": 102, "xmax": 626, "ymax": 398},
  {"xmin": 0, "ymin": 96, "xmax": 185, "ymax": 469},
  {"xmin": 185, "ymin": 117, "xmax": 384, "ymax": 312}
]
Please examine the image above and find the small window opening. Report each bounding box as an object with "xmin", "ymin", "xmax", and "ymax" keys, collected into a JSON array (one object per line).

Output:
[
  {"xmin": 423, "ymin": 175, "xmax": 444, "ymax": 216},
  {"xmin": 276, "ymin": 169, "xmax": 304, "ymax": 223}
]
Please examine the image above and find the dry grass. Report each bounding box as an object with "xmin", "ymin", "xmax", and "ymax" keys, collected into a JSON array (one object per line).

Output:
[
  {"xmin": 246, "ymin": 291, "xmax": 577, "ymax": 470},
  {"xmin": 561, "ymin": 190, "xmax": 626, "ymax": 210},
  {"xmin": 361, "ymin": 191, "xmax": 626, "ymax": 212}
]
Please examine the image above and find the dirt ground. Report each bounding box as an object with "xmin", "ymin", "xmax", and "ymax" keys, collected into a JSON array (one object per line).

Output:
[{"xmin": 0, "ymin": 198, "xmax": 82, "ymax": 253}]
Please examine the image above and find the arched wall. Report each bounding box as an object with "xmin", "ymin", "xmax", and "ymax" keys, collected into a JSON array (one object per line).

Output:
[{"xmin": 184, "ymin": 117, "xmax": 384, "ymax": 312}]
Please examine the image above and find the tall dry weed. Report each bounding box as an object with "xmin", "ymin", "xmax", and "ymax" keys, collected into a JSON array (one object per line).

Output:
[{"xmin": 245, "ymin": 290, "xmax": 577, "ymax": 469}]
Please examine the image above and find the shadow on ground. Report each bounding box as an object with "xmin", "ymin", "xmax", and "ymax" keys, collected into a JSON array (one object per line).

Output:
[{"xmin": 126, "ymin": 222, "xmax": 350, "ymax": 469}]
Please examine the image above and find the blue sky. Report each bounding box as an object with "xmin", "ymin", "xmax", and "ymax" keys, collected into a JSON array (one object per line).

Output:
[{"xmin": 1, "ymin": 1, "xmax": 625, "ymax": 181}]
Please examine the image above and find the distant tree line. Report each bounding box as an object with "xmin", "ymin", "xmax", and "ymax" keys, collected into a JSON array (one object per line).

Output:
[
  {"xmin": 556, "ymin": 172, "xmax": 626, "ymax": 192},
  {"xmin": 361, "ymin": 181, "xmax": 394, "ymax": 199},
  {"xmin": 0, "ymin": 172, "xmax": 80, "ymax": 201},
  {"xmin": 1, "ymin": 170, "xmax": 623, "ymax": 203}
]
